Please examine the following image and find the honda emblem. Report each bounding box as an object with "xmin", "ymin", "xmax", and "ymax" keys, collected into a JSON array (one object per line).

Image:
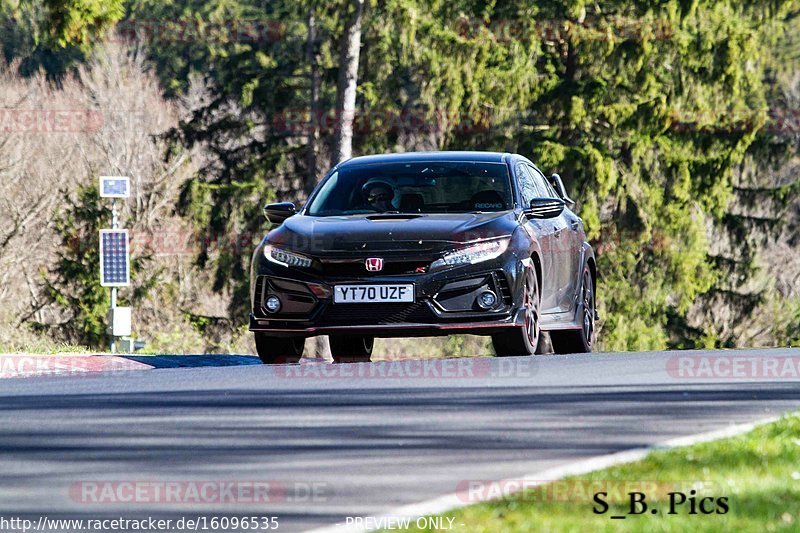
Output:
[{"xmin": 365, "ymin": 258, "xmax": 383, "ymax": 272}]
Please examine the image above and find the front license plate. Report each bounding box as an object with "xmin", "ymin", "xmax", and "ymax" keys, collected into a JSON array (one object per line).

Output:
[{"xmin": 334, "ymin": 284, "xmax": 415, "ymax": 304}]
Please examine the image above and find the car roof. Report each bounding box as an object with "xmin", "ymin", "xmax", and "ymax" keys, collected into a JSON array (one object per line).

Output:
[{"xmin": 338, "ymin": 151, "xmax": 514, "ymax": 167}]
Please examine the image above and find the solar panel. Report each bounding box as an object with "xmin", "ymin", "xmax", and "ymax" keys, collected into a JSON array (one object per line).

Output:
[
  {"xmin": 99, "ymin": 176, "xmax": 130, "ymax": 198},
  {"xmin": 99, "ymin": 230, "xmax": 130, "ymax": 287}
]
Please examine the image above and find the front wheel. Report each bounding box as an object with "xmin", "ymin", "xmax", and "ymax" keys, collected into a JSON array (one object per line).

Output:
[
  {"xmin": 550, "ymin": 266, "xmax": 595, "ymax": 354},
  {"xmin": 329, "ymin": 335, "xmax": 374, "ymax": 363},
  {"xmin": 492, "ymin": 265, "xmax": 543, "ymax": 356},
  {"xmin": 255, "ymin": 333, "xmax": 305, "ymax": 364}
]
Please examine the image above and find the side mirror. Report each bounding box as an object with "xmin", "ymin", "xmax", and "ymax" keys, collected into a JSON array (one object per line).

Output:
[
  {"xmin": 525, "ymin": 197, "xmax": 565, "ymax": 219},
  {"xmin": 548, "ymin": 173, "xmax": 575, "ymax": 205},
  {"xmin": 263, "ymin": 202, "xmax": 296, "ymax": 224}
]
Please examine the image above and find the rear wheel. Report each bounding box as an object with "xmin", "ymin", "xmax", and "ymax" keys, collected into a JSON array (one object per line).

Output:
[
  {"xmin": 254, "ymin": 333, "xmax": 305, "ymax": 364},
  {"xmin": 329, "ymin": 335, "xmax": 374, "ymax": 363},
  {"xmin": 492, "ymin": 265, "xmax": 543, "ymax": 356},
  {"xmin": 550, "ymin": 266, "xmax": 595, "ymax": 354}
]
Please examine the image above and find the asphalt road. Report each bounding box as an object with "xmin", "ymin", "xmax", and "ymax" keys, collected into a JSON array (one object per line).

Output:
[{"xmin": 1, "ymin": 348, "xmax": 799, "ymax": 532}]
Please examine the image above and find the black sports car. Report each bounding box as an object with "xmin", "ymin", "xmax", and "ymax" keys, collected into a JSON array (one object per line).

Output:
[{"xmin": 250, "ymin": 151, "xmax": 597, "ymax": 363}]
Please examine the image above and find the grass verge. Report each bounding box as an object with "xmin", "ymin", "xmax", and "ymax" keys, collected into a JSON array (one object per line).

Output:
[
  {"xmin": 0, "ymin": 342, "xmax": 93, "ymax": 354},
  {"xmin": 393, "ymin": 413, "xmax": 800, "ymax": 532}
]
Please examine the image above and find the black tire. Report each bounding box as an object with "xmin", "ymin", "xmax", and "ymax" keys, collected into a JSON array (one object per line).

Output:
[
  {"xmin": 329, "ymin": 335, "xmax": 374, "ymax": 363},
  {"xmin": 492, "ymin": 265, "xmax": 544, "ymax": 356},
  {"xmin": 254, "ymin": 333, "xmax": 305, "ymax": 364},
  {"xmin": 550, "ymin": 266, "xmax": 595, "ymax": 354}
]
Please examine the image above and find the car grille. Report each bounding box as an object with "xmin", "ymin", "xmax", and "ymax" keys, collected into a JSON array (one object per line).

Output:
[
  {"xmin": 320, "ymin": 302, "xmax": 434, "ymax": 325},
  {"xmin": 321, "ymin": 260, "xmax": 430, "ymax": 277}
]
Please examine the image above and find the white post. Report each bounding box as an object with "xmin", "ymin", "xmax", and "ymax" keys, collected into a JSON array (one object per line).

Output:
[{"xmin": 109, "ymin": 198, "xmax": 118, "ymax": 353}]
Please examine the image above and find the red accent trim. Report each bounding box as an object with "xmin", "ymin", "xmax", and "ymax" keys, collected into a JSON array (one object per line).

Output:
[{"xmin": 251, "ymin": 322, "xmax": 523, "ymax": 334}]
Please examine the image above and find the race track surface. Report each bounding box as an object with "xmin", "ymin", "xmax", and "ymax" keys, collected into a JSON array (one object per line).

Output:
[{"xmin": 1, "ymin": 348, "xmax": 799, "ymax": 532}]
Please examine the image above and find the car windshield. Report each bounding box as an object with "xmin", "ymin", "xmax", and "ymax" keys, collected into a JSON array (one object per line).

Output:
[{"xmin": 305, "ymin": 161, "xmax": 513, "ymax": 216}]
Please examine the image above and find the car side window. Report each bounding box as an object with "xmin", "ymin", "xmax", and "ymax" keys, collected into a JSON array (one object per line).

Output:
[
  {"xmin": 528, "ymin": 165, "xmax": 557, "ymax": 199},
  {"xmin": 516, "ymin": 163, "xmax": 540, "ymax": 207}
]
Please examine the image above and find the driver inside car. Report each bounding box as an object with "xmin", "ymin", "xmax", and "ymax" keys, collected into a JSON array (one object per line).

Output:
[{"xmin": 361, "ymin": 178, "xmax": 398, "ymax": 213}]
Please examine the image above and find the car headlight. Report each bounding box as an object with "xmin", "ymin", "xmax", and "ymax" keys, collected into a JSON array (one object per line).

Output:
[
  {"xmin": 431, "ymin": 237, "xmax": 511, "ymax": 269},
  {"xmin": 263, "ymin": 244, "xmax": 313, "ymax": 268}
]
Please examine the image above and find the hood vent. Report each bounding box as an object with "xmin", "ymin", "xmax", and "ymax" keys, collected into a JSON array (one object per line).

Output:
[{"xmin": 365, "ymin": 214, "xmax": 423, "ymax": 221}]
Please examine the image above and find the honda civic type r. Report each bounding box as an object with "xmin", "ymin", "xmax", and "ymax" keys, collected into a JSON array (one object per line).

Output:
[{"xmin": 250, "ymin": 151, "xmax": 597, "ymax": 363}]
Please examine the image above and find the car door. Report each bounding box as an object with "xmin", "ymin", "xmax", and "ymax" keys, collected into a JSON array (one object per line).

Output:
[
  {"xmin": 530, "ymin": 165, "xmax": 581, "ymax": 313},
  {"xmin": 515, "ymin": 163, "xmax": 559, "ymax": 314}
]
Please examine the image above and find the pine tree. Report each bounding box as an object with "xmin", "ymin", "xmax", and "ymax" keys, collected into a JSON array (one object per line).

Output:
[{"xmin": 121, "ymin": 0, "xmax": 800, "ymax": 349}]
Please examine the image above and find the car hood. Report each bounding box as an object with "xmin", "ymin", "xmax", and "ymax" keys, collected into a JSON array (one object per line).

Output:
[{"xmin": 267, "ymin": 212, "xmax": 517, "ymax": 256}]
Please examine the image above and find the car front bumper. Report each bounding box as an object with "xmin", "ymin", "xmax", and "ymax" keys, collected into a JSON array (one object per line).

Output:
[
  {"xmin": 249, "ymin": 252, "xmax": 525, "ymax": 338},
  {"xmin": 249, "ymin": 315, "xmax": 524, "ymax": 338}
]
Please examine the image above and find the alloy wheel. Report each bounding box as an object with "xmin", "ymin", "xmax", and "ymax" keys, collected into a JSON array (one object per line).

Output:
[
  {"xmin": 524, "ymin": 268, "xmax": 541, "ymax": 348},
  {"xmin": 582, "ymin": 270, "xmax": 594, "ymax": 349}
]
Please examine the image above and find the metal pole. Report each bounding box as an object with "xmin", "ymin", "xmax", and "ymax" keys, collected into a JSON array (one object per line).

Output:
[
  {"xmin": 109, "ymin": 198, "xmax": 118, "ymax": 353},
  {"xmin": 110, "ymin": 288, "xmax": 117, "ymax": 353}
]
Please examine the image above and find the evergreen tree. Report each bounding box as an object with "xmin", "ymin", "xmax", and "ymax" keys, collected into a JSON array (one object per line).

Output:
[{"xmin": 81, "ymin": 0, "xmax": 800, "ymax": 349}]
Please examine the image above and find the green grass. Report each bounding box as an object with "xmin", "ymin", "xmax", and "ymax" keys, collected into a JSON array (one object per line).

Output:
[
  {"xmin": 0, "ymin": 341, "xmax": 93, "ymax": 354},
  {"xmin": 394, "ymin": 413, "xmax": 800, "ymax": 532}
]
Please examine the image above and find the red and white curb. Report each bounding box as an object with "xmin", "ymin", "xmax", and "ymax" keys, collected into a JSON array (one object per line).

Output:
[
  {"xmin": 0, "ymin": 354, "xmax": 329, "ymax": 379},
  {"xmin": 0, "ymin": 354, "xmax": 154, "ymax": 379}
]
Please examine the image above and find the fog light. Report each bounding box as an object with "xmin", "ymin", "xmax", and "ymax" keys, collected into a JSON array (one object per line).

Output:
[
  {"xmin": 477, "ymin": 290, "xmax": 497, "ymax": 309},
  {"xmin": 265, "ymin": 295, "xmax": 281, "ymax": 313}
]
